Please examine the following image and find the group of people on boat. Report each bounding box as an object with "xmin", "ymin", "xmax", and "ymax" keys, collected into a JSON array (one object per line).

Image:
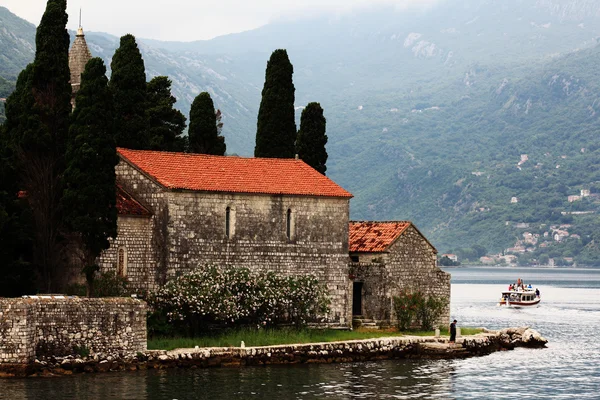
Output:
[{"xmin": 507, "ymin": 278, "xmax": 540, "ymax": 298}]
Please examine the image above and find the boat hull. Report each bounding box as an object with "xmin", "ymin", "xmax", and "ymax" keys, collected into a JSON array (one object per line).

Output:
[{"xmin": 498, "ymin": 298, "xmax": 541, "ymax": 308}]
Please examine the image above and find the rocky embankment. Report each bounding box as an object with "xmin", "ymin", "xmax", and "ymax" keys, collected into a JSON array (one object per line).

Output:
[{"xmin": 0, "ymin": 327, "xmax": 547, "ymax": 378}]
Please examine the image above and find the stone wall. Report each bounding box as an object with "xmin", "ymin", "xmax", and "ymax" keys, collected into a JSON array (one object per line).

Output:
[
  {"xmin": 350, "ymin": 225, "xmax": 451, "ymax": 326},
  {"xmin": 164, "ymin": 190, "xmax": 351, "ymax": 326},
  {"xmin": 101, "ymin": 160, "xmax": 352, "ymax": 326},
  {"xmin": 0, "ymin": 297, "xmax": 147, "ymax": 364},
  {"xmin": 98, "ymin": 215, "xmax": 153, "ymax": 291}
]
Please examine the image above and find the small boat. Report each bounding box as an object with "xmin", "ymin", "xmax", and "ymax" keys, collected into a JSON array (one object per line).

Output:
[{"xmin": 498, "ymin": 288, "xmax": 541, "ymax": 308}]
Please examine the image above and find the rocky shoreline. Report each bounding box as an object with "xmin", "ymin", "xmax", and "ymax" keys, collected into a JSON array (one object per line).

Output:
[{"xmin": 0, "ymin": 327, "xmax": 547, "ymax": 378}]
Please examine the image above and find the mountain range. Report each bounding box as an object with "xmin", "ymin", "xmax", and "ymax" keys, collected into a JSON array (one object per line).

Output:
[{"xmin": 3, "ymin": 0, "xmax": 600, "ymax": 264}]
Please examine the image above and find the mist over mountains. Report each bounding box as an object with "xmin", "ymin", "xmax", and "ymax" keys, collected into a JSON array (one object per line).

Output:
[{"xmin": 3, "ymin": 0, "xmax": 600, "ymax": 263}]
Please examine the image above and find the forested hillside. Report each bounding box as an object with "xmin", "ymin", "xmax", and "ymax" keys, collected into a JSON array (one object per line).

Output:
[{"xmin": 3, "ymin": 0, "xmax": 600, "ymax": 264}]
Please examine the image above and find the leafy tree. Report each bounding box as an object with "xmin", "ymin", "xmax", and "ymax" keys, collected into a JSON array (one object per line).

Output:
[
  {"xmin": 110, "ymin": 34, "xmax": 148, "ymax": 149},
  {"xmin": 255, "ymin": 49, "xmax": 296, "ymax": 158},
  {"xmin": 188, "ymin": 92, "xmax": 226, "ymax": 155},
  {"xmin": 4, "ymin": 0, "xmax": 72, "ymax": 292},
  {"xmin": 63, "ymin": 58, "xmax": 118, "ymax": 296},
  {"xmin": 146, "ymin": 76, "xmax": 186, "ymax": 152},
  {"xmin": 296, "ymin": 102, "xmax": 328, "ymax": 174},
  {"xmin": 0, "ymin": 124, "xmax": 35, "ymax": 296}
]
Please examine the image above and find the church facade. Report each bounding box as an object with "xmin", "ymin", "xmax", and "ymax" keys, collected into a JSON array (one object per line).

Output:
[{"xmin": 99, "ymin": 148, "xmax": 354, "ymax": 326}]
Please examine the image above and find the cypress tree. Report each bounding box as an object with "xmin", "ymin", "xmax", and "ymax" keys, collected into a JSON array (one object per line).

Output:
[
  {"xmin": 110, "ymin": 34, "xmax": 148, "ymax": 149},
  {"xmin": 4, "ymin": 0, "xmax": 72, "ymax": 292},
  {"xmin": 255, "ymin": 49, "xmax": 296, "ymax": 158},
  {"xmin": 63, "ymin": 57, "xmax": 118, "ymax": 294},
  {"xmin": 0, "ymin": 124, "xmax": 35, "ymax": 297},
  {"xmin": 296, "ymin": 102, "xmax": 328, "ymax": 175},
  {"xmin": 188, "ymin": 92, "xmax": 226, "ymax": 155},
  {"xmin": 146, "ymin": 76, "xmax": 187, "ymax": 152}
]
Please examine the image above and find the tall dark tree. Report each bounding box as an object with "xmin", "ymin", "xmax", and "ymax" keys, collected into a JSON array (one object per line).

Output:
[
  {"xmin": 63, "ymin": 58, "xmax": 118, "ymax": 295},
  {"xmin": 146, "ymin": 76, "xmax": 186, "ymax": 152},
  {"xmin": 296, "ymin": 102, "xmax": 328, "ymax": 175},
  {"xmin": 0, "ymin": 124, "xmax": 35, "ymax": 297},
  {"xmin": 4, "ymin": 0, "xmax": 72, "ymax": 292},
  {"xmin": 254, "ymin": 49, "xmax": 296, "ymax": 158},
  {"xmin": 188, "ymin": 92, "xmax": 226, "ymax": 155},
  {"xmin": 110, "ymin": 34, "xmax": 148, "ymax": 149}
]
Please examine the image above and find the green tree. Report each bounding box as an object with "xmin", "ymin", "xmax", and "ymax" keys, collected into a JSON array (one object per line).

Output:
[
  {"xmin": 63, "ymin": 58, "xmax": 118, "ymax": 296},
  {"xmin": 296, "ymin": 102, "xmax": 328, "ymax": 174},
  {"xmin": 188, "ymin": 92, "xmax": 226, "ymax": 155},
  {"xmin": 110, "ymin": 34, "xmax": 148, "ymax": 149},
  {"xmin": 255, "ymin": 49, "xmax": 296, "ymax": 158},
  {"xmin": 4, "ymin": 0, "xmax": 72, "ymax": 292},
  {"xmin": 0, "ymin": 124, "xmax": 35, "ymax": 296},
  {"xmin": 146, "ymin": 76, "xmax": 186, "ymax": 152}
]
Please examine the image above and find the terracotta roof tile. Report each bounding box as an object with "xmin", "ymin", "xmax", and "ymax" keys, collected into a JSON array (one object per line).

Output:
[
  {"xmin": 349, "ymin": 221, "xmax": 412, "ymax": 253},
  {"xmin": 117, "ymin": 148, "xmax": 353, "ymax": 198},
  {"xmin": 116, "ymin": 185, "xmax": 151, "ymax": 216}
]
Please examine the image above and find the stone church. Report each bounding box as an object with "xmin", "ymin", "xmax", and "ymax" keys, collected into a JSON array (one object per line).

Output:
[{"xmin": 69, "ymin": 28, "xmax": 450, "ymax": 329}]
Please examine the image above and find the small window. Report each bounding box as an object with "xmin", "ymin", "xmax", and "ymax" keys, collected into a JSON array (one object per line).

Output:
[
  {"xmin": 286, "ymin": 209, "xmax": 292, "ymax": 240},
  {"xmin": 225, "ymin": 207, "xmax": 231, "ymax": 238},
  {"xmin": 350, "ymin": 255, "xmax": 359, "ymax": 262},
  {"xmin": 117, "ymin": 247, "xmax": 127, "ymax": 277}
]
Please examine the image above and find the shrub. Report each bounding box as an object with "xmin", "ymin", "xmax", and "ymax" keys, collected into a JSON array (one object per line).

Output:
[
  {"xmin": 394, "ymin": 290, "xmax": 447, "ymax": 331},
  {"xmin": 147, "ymin": 265, "xmax": 330, "ymax": 336},
  {"xmin": 393, "ymin": 291, "xmax": 420, "ymax": 331},
  {"xmin": 92, "ymin": 271, "xmax": 129, "ymax": 297}
]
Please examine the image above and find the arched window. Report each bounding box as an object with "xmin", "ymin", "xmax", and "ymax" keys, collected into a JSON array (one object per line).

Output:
[
  {"xmin": 117, "ymin": 247, "xmax": 127, "ymax": 277},
  {"xmin": 225, "ymin": 207, "xmax": 231, "ymax": 238},
  {"xmin": 286, "ymin": 208, "xmax": 292, "ymax": 240}
]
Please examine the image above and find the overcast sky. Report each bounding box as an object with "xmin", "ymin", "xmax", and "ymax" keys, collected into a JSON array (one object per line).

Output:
[{"xmin": 2, "ymin": 0, "xmax": 440, "ymax": 42}]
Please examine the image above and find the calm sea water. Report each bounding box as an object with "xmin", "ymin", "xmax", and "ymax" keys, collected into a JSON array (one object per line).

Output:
[{"xmin": 1, "ymin": 267, "xmax": 599, "ymax": 399}]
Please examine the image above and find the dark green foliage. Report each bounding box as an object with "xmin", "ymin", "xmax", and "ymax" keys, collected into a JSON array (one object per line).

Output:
[
  {"xmin": 255, "ymin": 49, "xmax": 296, "ymax": 158},
  {"xmin": 63, "ymin": 58, "xmax": 118, "ymax": 268},
  {"xmin": 188, "ymin": 92, "xmax": 226, "ymax": 155},
  {"xmin": 393, "ymin": 291, "xmax": 447, "ymax": 331},
  {"xmin": 110, "ymin": 34, "xmax": 148, "ymax": 149},
  {"xmin": 146, "ymin": 76, "xmax": 187, "ymax": 152},
  {"xmin": 30, "ymin": 0, "xmax": 71, "ymax": 156},
  {"xmin": 296, "ymin": 102, "xmax": 328, "ymax": 174},
  {"xmin": 3, "ymin": 0, "xmax": 72, "ymax": 293},
  {"xmin": 0, "ymin": 124, "xmax": 35, "ymax": 296}
]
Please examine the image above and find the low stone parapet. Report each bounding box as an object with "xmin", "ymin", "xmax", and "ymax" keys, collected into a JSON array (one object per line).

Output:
[
  {"xmin": 0, "ymin": 296, "xmax": 147, "ymax": 365},
  {"xmin": 0, "ymin": 326, "xmax": 546, "ymax": 377}
]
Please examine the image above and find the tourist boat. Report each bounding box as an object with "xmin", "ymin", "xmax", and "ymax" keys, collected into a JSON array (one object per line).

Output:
[{"xmin": 498, "ymin": 288, "xmax": 541, "ymax": 308}]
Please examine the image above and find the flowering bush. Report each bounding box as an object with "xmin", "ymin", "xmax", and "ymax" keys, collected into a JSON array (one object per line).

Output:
[
  {"xmin": 393, "ymin": 290, "xmax": 420, "ymax": 331},
  {"xmin": 393, "ymin": 290, "xmax": 447, "ymax": 331},
  {"xmin": 148, "ymin": 265, "xmax": 330, "ymax": 335}
]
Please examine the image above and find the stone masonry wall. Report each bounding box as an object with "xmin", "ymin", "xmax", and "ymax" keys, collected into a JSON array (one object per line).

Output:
[
  {"xmin": 98, "ymin": 216, "xmax": 153, "ymax": 291},
  {"xmin": 0, "ymin": 297, "xmax": 147, "ymax": 364},
  {"xmin": 165, "ymin": 190, "xmax": 352, "ymax": 326},
  {"xmin": 101, "ymin": 160, "xmax": 352, "ymax": 326},
  {"xmin": 350, "ymin": 225, "xmax": 451, "ymax": 326}
]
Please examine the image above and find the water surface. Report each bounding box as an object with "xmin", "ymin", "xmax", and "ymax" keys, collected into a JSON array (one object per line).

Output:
[{"xmin": 1, "ymin": 267, "xmax": 599, "ymax": 399}]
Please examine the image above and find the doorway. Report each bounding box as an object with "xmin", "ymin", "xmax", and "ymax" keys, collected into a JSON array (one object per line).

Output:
[{"xmin": 352, "ymin": 282, "xmax": 363, "ymax": 316}]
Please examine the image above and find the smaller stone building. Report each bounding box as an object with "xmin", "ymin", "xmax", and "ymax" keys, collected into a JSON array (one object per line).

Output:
[{"xmin": 348, "ymin": 221, "xmax": 450, "ymax": 327}]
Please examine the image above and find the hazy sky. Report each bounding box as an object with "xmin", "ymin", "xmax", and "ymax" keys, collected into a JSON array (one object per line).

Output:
[{"xmin": 2, "ymin": 0, "xmax": 440, "ymax": 41}]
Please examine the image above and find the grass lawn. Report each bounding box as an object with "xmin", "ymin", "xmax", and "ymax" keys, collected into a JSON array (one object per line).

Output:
[{"xmin": 148, "ymin": 327, "xmax": 483, "ymax": 351}]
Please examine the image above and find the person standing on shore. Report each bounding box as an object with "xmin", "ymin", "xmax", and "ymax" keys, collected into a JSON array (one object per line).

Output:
[{"xmin": 450, "ymin": 320, "xmax": 457, "ymax": 343}]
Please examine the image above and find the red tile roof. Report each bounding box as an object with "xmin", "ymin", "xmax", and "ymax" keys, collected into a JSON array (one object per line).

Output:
[
  {"xmin": 117, "ymin": 148, "xmax": 353, "ymax": 198},
  {"xmin": 116, "ymin": 185, "xmax": 151, "ymax": 216},
  {"xmin": 349, "ymin": 221, "xmax": 412, "ymax": 253}
]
